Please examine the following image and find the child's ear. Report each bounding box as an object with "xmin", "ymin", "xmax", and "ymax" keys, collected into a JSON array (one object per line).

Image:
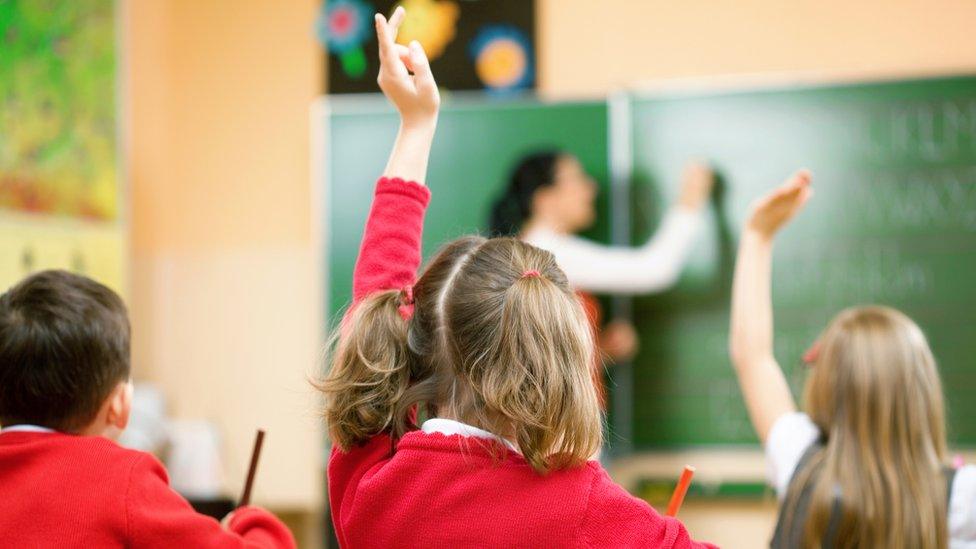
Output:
[{"xmin": 106, "ymin": 380, "xmax": 133, "ymax": 431}]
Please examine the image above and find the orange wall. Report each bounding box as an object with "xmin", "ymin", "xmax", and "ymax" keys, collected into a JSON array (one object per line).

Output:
[
  {"xmin": 130, "ymin": 0, "xmax": 317, "ymax": 252},
  {"xmin": 126, "ymin": 0, "xmax": 323, "ymax": 510},
  {"xmin": 538, "ymin": 0, "xmax": 976, "ymax": 96}
]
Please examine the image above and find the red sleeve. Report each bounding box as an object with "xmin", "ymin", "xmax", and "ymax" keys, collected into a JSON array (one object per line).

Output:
[
  {"xmin": 327, "ymin": 434, "xmax": 396, "ymax": 549},
  {"xmin": 227, "ymin": 507, "xmax": 297, "ymax": 548},
  {"xmin": 125, "ymin": 455, "xmax": 295, "ymax": 549},
  {"xmin": 580, "ymin": 465, "xmax": 716, "ymax": 549},
  {"xmin": 352, "ymin": 177, "xmax": 431, "ymax": 303}
]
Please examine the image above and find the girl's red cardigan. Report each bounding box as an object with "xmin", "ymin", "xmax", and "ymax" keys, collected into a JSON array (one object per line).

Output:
[{"xmin": 329, "ymin": 177, "xmax": 715, "ymax": 549}]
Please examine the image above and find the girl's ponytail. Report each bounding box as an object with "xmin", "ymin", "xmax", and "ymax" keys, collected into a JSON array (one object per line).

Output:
[
  {"xmin": 321, "ymin": 236, "xmax": 490, "ymax": 450},
  {"xmin": 495, "ymin": 271, "xmax": 602, "ymax": 471},
  {"xmin": 321, "ymin": 290, "xmax": 413, "ymax": 450},
  {"xmin": 444, "ymin": 238, "xmax": 602, "ymax": 473}
]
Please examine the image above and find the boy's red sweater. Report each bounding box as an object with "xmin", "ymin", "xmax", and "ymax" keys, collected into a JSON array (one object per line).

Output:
[
  {"xmin": 0, "ymin": 431, "xmax": 295, "ymax": 548},
  {"xmin": 329, "ymin": 177, "xmax": 716, "ymax": 548}
]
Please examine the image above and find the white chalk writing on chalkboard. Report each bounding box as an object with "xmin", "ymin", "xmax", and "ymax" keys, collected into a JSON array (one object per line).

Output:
[
  {"xmin": 871, "ymin": 100, "xmax": 976, "ymax": 161},
  {"xmin": 846, "ymin": 167, "xmax": 976, "ymax": 231},
  {"xmin": 776, "ymin": 244, "xmax": 930, "ymax": 303},
  {"xmin": 708, "ymin": 378, "xmax": 753, "ymax": 439}
]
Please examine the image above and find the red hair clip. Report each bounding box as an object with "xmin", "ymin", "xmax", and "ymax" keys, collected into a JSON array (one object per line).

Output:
[
  {"xmin": 398, "ymin": 285, "xmax": 415, "ymax": 320},
  {"xmin": 802, "ymin": 340, "xmax": 821, "ymax": 365},
  {"xmin": 521, "ymin": 269, "xmax": 541, "ymax": 279},
  {"xmin": 399, "ymin": 285, "xmax": 414, "ymax": 305}
]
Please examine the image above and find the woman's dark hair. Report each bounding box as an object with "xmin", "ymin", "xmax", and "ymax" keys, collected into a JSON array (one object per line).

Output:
[{"xmin": 489, "ymin": 150, "xmax": 564, "ymax": 236}]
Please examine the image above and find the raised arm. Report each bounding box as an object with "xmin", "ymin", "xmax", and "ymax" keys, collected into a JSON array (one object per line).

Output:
[
  {"xmin": 351, "ymin": 8, "xmax": 439, "ymax": 302},
  {"xmin": 729, "ymin": 170, "xmax": 812, "ymax": 442},
  {"xmin": 529, "ymin": 163, "xmax": 713, "ymax": 294},
  {"xmin": 375, "ymin": 8, "xmax": 439, "ymax": 184},
  {"xmin": 327, "ymin": 9, "xmax": 440, "ymax": 527}
]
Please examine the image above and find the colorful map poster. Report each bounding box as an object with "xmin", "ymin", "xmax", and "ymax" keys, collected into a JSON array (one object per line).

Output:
[{"xmin": 0, "ymin": 0, "xmax": 125, "ymax": 294}]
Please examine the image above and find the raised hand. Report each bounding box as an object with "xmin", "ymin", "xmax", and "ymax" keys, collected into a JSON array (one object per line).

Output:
[
  {"xmin": 375, "ymin": 7, "xmax": 439, "ymax": 129},
  {"xmin": 746, "ymin": 170, "xmax": 813, "ymax": 238},
  {"xmin": 728, "ymin": 170, "xmax": 812, "ymax": 442},
  {"xmin": 600, "ymin": 320, "xmax": 639, "ymax": 362},
  {"xmin": 677, "ymin": 162, "xmax": 715, "ymax": 210},
  {"xmin": 376, "ymin": 7, "xmax": 438, "ymax": 185}
]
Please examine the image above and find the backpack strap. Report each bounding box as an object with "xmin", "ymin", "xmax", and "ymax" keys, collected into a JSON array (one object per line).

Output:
[
  {"xmin": 771, "ymin": 440, "xmax": 825, "ymax": 548},
  {"xmin": 822, "ymin": 484, "xmax": 842, "ymax": 548},
  {"xmin": 945, "ymin": 465, "xmax": 958, "ymax": 506}
]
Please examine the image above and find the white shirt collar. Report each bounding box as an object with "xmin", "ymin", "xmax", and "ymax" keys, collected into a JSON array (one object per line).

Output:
[
  {"xmin": 0, "ymin": 424, "xmax": 56, "ymax": 434},
  {"xmin": 421, "ymin": 418, "xmax": 519, "ymax": 453}
]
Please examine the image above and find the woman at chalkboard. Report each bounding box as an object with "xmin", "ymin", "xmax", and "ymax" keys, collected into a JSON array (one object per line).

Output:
[{"xmin": 489, "ymin": 152, "xmax": 713, "ymax": 402}]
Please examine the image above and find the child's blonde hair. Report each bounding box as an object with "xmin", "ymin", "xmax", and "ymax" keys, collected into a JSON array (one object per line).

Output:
[
  {"xmin": 786, "ymin": 305, "xmax": 948, "ymax": 548},
  {"xmin": 321, "ymin": 236, "xmax": 602, "ymax": 473}
]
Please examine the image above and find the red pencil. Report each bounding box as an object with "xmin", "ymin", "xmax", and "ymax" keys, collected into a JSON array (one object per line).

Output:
[{"xmin": 666, "ymin": 465, "xmax": 696, "ymax": 517}]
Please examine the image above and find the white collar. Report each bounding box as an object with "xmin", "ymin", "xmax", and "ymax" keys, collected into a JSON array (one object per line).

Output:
[
  {"xmin": 421, "ymin": 418, "xmax": 519, "ymax": 453},
  {"xmin": 0, "ymin": 424, "xmax": 56, "ymax": 434}
]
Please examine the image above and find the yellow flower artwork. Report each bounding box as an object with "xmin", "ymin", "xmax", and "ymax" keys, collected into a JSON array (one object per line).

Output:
[{"xmin": 395, "ymin": 0, "xmax": 460, "ymax": 61}]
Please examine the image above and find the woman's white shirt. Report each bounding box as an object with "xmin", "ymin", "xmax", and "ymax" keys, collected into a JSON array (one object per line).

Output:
[
  {"xmin": 522, "ymin": 207, "xmax": 702, "ymax": 294},
  {"xmin": 765, "ymin": 412, "xmax": 976, "ymax": 547}
]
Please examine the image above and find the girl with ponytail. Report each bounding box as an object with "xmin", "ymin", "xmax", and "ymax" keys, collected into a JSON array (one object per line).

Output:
[
  {"xmin": 730, "ymin": 171, "xmax": 976, "ymax": 547},
  {"xmin": 321, "ymin": 8, "xmax": 714, "ymax": 548}
]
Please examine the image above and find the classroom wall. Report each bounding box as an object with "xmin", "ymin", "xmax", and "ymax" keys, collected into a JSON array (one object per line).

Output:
[
  {"xmin": 125, "ymin": 0, "xmax": 323, "ymax": 510},
  {"xmin": 538, "ymin": 0, "xmax": 976, "ymax": 96}
]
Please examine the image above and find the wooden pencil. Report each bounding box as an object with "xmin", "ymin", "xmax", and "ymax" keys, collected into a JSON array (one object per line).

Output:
[{"xmin": 238, "ymin": 429, "xmax": 266, "ymax": 507}]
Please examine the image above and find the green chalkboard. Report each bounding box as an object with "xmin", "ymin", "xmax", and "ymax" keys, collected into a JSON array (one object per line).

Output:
[
  {"xmin": 627, "ymin": 76, "xmax": 976, "ymax": 447},
  {"xmin": 324, "ymin": 97, "xmax": 610, "ymax": 320}
]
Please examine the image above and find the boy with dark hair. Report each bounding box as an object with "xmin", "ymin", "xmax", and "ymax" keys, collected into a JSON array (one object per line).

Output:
[{"xmin": 0, "ymin": 270, "xmax": 294, "ymax": 548}]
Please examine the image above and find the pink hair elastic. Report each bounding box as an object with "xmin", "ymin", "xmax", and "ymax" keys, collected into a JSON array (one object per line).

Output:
[
  {"xmin": 399, "ymin": 285, "xmax": 414, "ymax": 305},
  {"xmin": 802, "ymin": 340, "xmax": 821, "ymax": 365},
  {"xmin": 521, "ymin": 270, "xmax": 541, "ymax": 279},
  {"xmin": 397, "ymin": 285, "xmax": 415, "ymax": 320}
]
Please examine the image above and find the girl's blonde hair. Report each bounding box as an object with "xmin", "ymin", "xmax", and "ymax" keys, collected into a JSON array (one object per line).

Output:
[
  {"xmin": 786, "ymin": 305, "xmax": 949, "ymax": 548},
  {"xmin": 320, "ymin": 236, "xmax": 602, "ymax": 474}
]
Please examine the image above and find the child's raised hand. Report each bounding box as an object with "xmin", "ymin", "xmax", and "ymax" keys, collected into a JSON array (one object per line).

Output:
[
  {"xmin": 375, "ymin": 7, "xmax": 439, "ymax": 128},
  {"xmin": 746, "ymin": 170, "xmax": 813, "ymax": 238}
]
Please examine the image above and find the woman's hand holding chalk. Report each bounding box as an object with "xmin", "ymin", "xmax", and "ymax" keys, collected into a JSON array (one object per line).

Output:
[
  {"xmin": 666, "ymin": 465, "xmax": 696, "ymax": 517},
  {"xmin": 238, "ymin": 429, "xmax": 266, "ymax": 508}
]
